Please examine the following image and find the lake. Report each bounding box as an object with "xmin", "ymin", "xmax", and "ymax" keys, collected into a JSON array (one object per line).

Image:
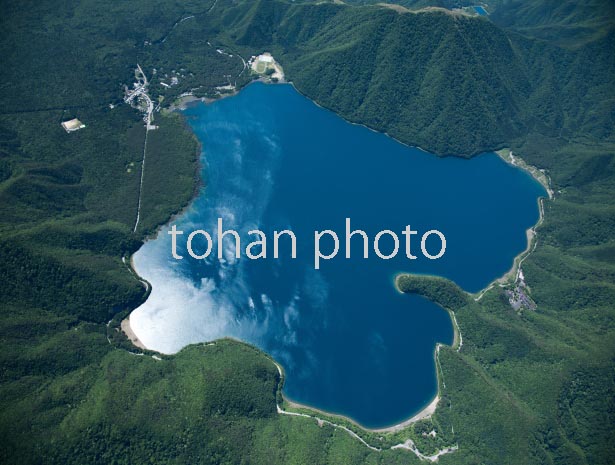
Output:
[{"xmin": 130, "ymin": 82, "xmax": 546, "ymax": 428}]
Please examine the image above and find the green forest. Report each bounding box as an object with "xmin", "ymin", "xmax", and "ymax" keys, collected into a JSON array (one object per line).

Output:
[{"xmin": 0, "ymin": 0, "xmax": 613, "ymax": 463}]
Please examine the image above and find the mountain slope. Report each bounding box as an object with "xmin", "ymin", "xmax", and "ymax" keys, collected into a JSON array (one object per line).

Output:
[
  {"xmin": 491, "ymin": 0, "xmax": 615, "ymax": 47},
  {"xmin": 211, "ymin": 1, "xmax": 613, "ymax": 155}
]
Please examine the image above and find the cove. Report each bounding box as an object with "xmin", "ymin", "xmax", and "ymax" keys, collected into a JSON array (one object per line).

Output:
[{"xmin": 130, "ymin": 82, "xmax": 546, "ymax": 428}]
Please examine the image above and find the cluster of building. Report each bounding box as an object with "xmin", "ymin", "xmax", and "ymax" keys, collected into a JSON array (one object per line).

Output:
[{"xmin": 505, "ymin": 268, "xmax": 537, "ymax": 312}]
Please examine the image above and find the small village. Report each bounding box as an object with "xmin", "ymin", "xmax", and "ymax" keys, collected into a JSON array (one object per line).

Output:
[{"xmin": 505, "ymin": 267, "xmax": 538, "ymax": 312}]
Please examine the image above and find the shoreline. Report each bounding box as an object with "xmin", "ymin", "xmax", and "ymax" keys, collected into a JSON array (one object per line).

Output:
[
  {"xmin": 271, "ymin": 360, "xmax": 441, "ymax": 434},
  {"xmin": 385, "ymin": 147, "xmax": 549, "ymax": 432},
  {"xmin": 282, "ymin": 389, "xmax": 440, "ymax": 433},
  {"xmin": 474, "ymin": 148, "xmax": 550, "ymax": 300},
  {"xmin": 169, "ymin": 77, "xmax": 281, "ymax": 112},
  {"xmin": 391, "ymin": 272, "xmax": 462, "ymax": 348},
  {"xmin": 121, "ymin": 316, "xmax": 147, "ymax": 350},
  {"xmin": 395, "ymin": 147, "xmax": 551, "ymax": 303},
  {"xmin": 125, "ymin": 244, "xmax": 446, "ymax": 433},
  {"xmin": 369, "ymin": 394, "xmax": 440, "ymax": 433},
  {"xmin": 122, "ymin": 84, "xmax": 551, "ymax": 435},
  {"xmin": 495, "ymin": 148, "xmax": 553, "ymax": 198}
]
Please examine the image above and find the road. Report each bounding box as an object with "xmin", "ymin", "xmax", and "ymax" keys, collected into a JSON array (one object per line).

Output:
[{"xmin": 125, "ymin": 64, "xmax": 155, "ymax": 233}]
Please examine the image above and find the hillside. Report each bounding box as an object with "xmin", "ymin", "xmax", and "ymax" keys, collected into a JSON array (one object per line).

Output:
[
  {"xmin": 491, "ymin": 0, "xmax": 615, "ymax": 47},
  {"xmin": 202, "ymin": 0, "xmax": 613, "ymax": 155}
]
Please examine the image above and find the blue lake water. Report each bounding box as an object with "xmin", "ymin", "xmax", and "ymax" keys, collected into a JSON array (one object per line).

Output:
[{"xmin": 131, "ymin": 82, "xmax": 545, "ymax": 428}]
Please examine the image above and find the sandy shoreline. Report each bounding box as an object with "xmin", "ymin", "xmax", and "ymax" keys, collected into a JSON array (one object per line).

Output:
[
  {"xmin": 280, "ymin": 394, "xmax": 439, "ymax": 433},
  {"xmin": 370, "ymin": 395, "xmax": 440, "ymax": 432},
  {"xmin": 121, "ymin": 316, "xmax": 147, "ymax": 350},
  {"xmin": 272, "ymin": 361, "xmax": 440, "ymax": 433}
]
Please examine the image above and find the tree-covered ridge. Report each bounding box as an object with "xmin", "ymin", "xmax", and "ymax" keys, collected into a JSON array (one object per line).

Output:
[
  {"xmin": 396, "ymin": 274, "xmax": 469, "ymax": 311},
  {"xmin": 0, "ymin": 0, "xmax": 613, "ymax": 463},
  {"xmin": 158, "ymin": 0, "xmax": 611, "ymax": 155},
  {"xmin": 490, "ymin": 0, "xmax": 615, "ymax": 47}
]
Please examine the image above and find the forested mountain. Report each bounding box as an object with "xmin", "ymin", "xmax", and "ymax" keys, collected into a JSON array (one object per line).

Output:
[
  {"xmin": 491, "ymin": 0, "xmax": 615, "ymax": 46},
  {"xmin": 0, "ymin": 0, "xmax": 613, "ymax": 464},
  {"xmin": 216, "ymin": 0, "xmax": 614, "ymax": 154}
]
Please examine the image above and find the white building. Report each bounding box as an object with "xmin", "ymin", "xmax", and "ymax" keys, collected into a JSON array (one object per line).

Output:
[{"xmin": 61, "ymin": 118, "xmax": 86, "ymax": 133}]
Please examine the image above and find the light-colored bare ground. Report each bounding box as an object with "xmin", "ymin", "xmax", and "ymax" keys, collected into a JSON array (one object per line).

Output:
[{"xmin": 121, "ymin": 317, "xmax": 147, "ymax": 350}]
